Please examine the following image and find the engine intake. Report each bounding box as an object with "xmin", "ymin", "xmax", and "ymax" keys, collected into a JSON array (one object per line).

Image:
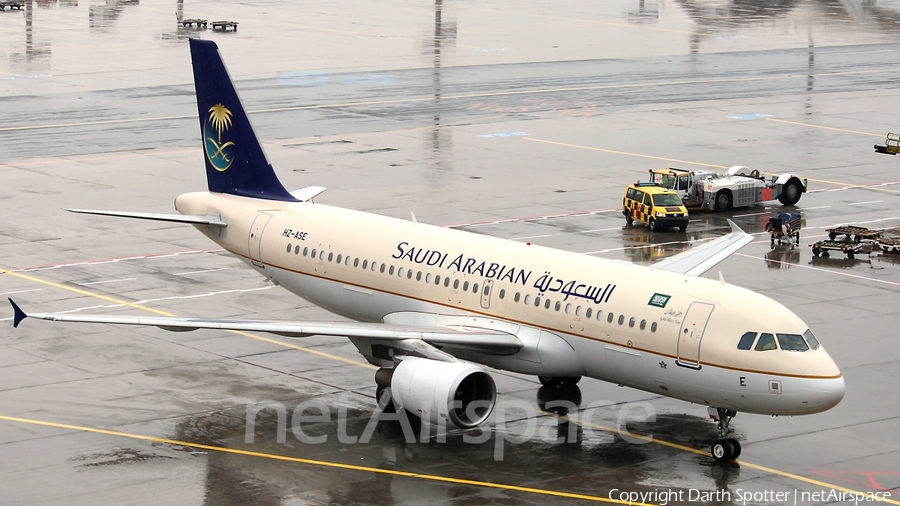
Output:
[{"xmin": 390, "ymin": 357, "xmax": 496, "ymax": 428}]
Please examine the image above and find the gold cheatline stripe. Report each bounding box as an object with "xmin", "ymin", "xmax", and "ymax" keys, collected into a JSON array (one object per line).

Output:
[
  {"xmin": 0, "ymin": 414, "xmax": 635, "ymax": 504},
  {"xmin": 0, "ymin": 268, "xmax": 375, "ymax": 369}
]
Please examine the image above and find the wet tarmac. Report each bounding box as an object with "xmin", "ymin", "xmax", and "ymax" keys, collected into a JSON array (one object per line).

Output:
[{"xmin": 2, "ymin": 0, "xmax": 900, "ymax": 504}]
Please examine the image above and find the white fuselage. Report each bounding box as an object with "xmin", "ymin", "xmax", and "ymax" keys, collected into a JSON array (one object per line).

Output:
[{"xmin": 176, "ymin": 191, "xmax": 845, "ymax": 416}]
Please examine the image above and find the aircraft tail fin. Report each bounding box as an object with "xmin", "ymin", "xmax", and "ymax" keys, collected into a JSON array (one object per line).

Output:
[{"xmin": 189, "ymin": 38, "xmax": 297, "ymax": 202}]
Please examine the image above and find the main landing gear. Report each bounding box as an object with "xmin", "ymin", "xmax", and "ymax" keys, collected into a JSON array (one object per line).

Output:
[{"xmin": 708, "ymin": 407, "xmax": 741, "ymax": 461}]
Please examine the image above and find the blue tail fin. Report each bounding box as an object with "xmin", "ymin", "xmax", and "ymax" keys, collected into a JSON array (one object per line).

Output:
[{"xmin": 189, "ymin": 38, "xmax": 297, "ymax": 202}]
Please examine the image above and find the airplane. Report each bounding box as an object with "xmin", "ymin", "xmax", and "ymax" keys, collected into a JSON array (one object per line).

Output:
[{"xmin": 8, "ymin": 38, "xmax": 845, "ymax": 462}]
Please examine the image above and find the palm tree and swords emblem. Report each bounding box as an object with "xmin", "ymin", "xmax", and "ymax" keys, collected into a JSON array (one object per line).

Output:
[{"xmin": 204, "ymin": 104, "xmax": 235, "ymax": 172}]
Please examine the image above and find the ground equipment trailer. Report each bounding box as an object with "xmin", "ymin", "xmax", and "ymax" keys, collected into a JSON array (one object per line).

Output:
[
  {"xmin": 649, "ymin": 166, "xmax": 807, "ymax": 211},
  {"xmin": 874, "ymin": 132, "xmax": 900, "ymax": 155}
]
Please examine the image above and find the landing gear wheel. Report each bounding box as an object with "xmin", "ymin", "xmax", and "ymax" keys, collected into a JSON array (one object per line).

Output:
[
  {"xmin": 709, "ymin": 407, "xmax": 739, "ymax": 461},
  {"xmin": 376, "ymin": 386, "xmax": 396, "ymax": 413},
  {"xmin": 711, "ymin": 439, "xmax": 734, "ymax": 462},
  {"xmin": 560, "ymin": 376, "xmax": 582, "ymax": 386},
  {"xmin": 778, "ymin": 179, "xmax": 803, "ymax": 206},
  {"xmin": 649, "ymin": 218, "xmax": 658, "ymax": 231},
  {"xmin": 727, "ymin": 437, "xmax": 742, "ymax": 460},
  {"xmin": 538, "ymin": 376, "xmax": 563, "ymax": 388},
  {"xmin": 715, "ymin": 190, "xmax": 732, "ymax": 211}
]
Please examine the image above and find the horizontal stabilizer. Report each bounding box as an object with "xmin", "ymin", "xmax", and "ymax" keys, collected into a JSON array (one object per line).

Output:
[
  {"xmin": 289, "ymin": 186, "xmax": 327, "ymax": 202},
  {"xmin": 649, "ymin": 220, "xmax": 752, "ymax": 276},
  {"xmin": 65, "ymin": 209, "xmax": 227, "ymax": 227}
]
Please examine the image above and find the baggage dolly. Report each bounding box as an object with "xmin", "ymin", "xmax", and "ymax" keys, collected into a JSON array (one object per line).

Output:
[{"xmin": 766, "ymin": 212, "xmax": 801, "ymax": 246}]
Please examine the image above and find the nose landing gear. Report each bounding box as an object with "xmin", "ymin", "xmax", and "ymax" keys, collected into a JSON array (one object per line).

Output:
[{"xmin": 708, "ymin": 407, "xmax": 741, "ymax": 461}]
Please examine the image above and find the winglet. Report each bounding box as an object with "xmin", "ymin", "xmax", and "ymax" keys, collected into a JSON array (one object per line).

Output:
[{"xmin": 8, "ymin": 298, "xmax": 27, "ymax": 328}]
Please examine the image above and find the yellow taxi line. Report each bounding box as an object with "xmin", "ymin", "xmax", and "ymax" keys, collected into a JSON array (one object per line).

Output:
[
  {"xmin": 763, "ymin": 118, "xmax": 884, "ymax": 137},
  {"xmin": 3, "ymin": 258, "xmax": 896, "ymax": 503},
  {"xmin": 0, "ymin": 268, "xmax": 375, "ymax": 369},
  {"xmin": 522, "ymin": 137, "xmax": 730, "ymax": 168},
  {"xmin": 0, "ymin": 414, "xmax": 634, "ymax": 504},
  {"xmin": 523, "ymin": 137, "xmax": 900, "ymax": 193}
]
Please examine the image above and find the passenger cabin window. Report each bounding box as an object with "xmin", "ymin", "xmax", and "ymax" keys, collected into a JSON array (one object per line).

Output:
[
  {"xmin": 755, "ymin": 333, "xmax": 777, "ymax": 351},
  {"xmin": 554, "ymin": 301, "xmax": 561, "ymax": 311},
  {"xmin": 473, "ymin": 283, "xmax": 479, "ymax": 293},
  {"xmin": 380, "ymin": 264, "xmax": 385, "ymax": 273},
  {"xmin": 575, "ymin": 306, "xmax": 581, "ymax": 316},
  {"xmin": 462, "ymin": 281, "xmax": 468, "ymax": 290},
  {"xmin": 650, "ymin": 322, "xmax": 657, "ymax": 332},
  {"xmin": 544, "ymin": 299, "xmax": 551, "ymax": 309},
  {"xmin": 777, "ymin": 333, "xmax": 809, "ymax": 352},
  {"xmin": 607, "ymin": 312, "xmax": 614, "ymax": 323},
  {"xmin": 319, "ymin": 251, "xmax": 325, "ymax": 260},
  {"xmin": 417, "ymin": 271, "xmax": 422, "ymax": 281},
  {"xmin": 514, "ymin": 292, "xmax": 520, "ymax": 302},
  {"xmin": 628, "ymin": 317, "xmax": 635, "ymax": 328},
  {"xmin": 435, "ymin": 275, "xmax": 441, "ymax": 285},
  {"xmin": 804, "ymin": 330, "xmax": 820, "ymax": 349},
  {"xmin": 640, "ymin": 319, "xmax": 646, "ymax": 330},
  {"xmin": 336, "ymin": 254, "xmax": 342, "ymax": 263},
  {"xmin": 737, "ymin": 332, "xmax": 757, "ymax": 350},
  {"xmin": 585, "ymin": 308, "xmax": 592, "ymax": 318},
  {"xmin": 328, "ymin": 252, "xmax": 333, "ymax": 262},
  {"xmin": 499, "ymin": 289, "xmax": 505, "ymax": 299},
  {"xmin": 286, "ymin": 244, "xmax": 292, "ymax": 253},
  {"xmin": 454, "ymin": 280, "xmax": 460, "ymax": 289},
  {"xmin": 524, "ymin": 294, "xmax": 531, "ymax": 305},
  {"xmin": 534, "ymin": 297, "xmax": 541, "ymax": 307},
  {"xmin": 444, "ymin": 278, "xmax": 450, "ymax": 287},
  {"xmin": 304, "ymin": 247, "xmax": 309, "ymax": 257},
  {"xmin": 618, "ymin": 315, "xmax": 625, "ymax": 325}
]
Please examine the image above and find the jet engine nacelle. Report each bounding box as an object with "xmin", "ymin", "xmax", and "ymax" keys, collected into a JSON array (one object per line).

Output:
[{"xmin": 390, "ymin": 357, "xmax": 496, "ymax": 429}]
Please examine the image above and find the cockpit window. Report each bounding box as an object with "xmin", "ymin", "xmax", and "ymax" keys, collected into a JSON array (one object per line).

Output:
[
  {"xmin": 777, "ymin": 333, "xmax": 809, "ymax": 352},
  {"xmin": 754, "ymin": 333, "xmax": 777, "ymax": 351},
  {"xmin": 803, "ymin": 329, "xmax": 820, "ymax": 350},
  {"xmin": 737, "ymin": 332, "xmax": 757, "ymax": 350}
]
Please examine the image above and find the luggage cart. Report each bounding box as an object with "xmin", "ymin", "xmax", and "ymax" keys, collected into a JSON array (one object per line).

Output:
[
  {"xmin": 826, "ymin": 225, "xmax": 880, "ymax": 243},
  {"xmin": 810, "ymin": 240, "xmax": 874, "ymax": 259},
  {"xmin": 765, "ymin": 212, "xmax": 801, "ymax": 246}
]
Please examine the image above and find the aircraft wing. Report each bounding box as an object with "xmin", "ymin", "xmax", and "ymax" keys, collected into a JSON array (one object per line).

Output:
[
  {"xmin": 8, "ymin": 299, "xmax": 522, "ymax": 355},
  {"xmin": 65, "ymin": 209, "xmax": 227, "ymax": 227},
  {"xmin": 648, "ymin": 220, "xmax": 753, "ymax": 276}
]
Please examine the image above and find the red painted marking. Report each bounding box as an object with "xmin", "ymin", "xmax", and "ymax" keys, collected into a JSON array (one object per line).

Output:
[
  {"xmin": 761, "ymin": 188, "xmax": 773, "ymax": 201},
  {"xmin": 9, "ymin": 248, "xmax": 223, "ymax": 272},
  {"xmin": 812, "ymin": 470, "xmax": 900, "ymax": 491},
  {"xmin": 442, "ymin": 208, "xmax": 619, "ymax": 228}
]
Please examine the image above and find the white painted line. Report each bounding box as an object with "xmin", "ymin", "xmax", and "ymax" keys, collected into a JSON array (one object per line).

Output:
[
  {"xmin": 173, "ymin": 268, "xmax": 228, "ymax": 276},
  {"xmin": 733, "ymin": 212, "xmax": 769, "ymax": 217},
  {"xmin": 819, "ymin": 217, "xmax": 900, "ymax": 228},
  {"xmin": 797, "ymin": 206, "xmax": 830, "ymax": 210},
  {"xmin": 847, "ymin": 200, "xmax": 884, "ymax": 206},
  {"xmin": 512, "ymin": 234, "xmax": 552, "ymax": 241},
  {"xmin": 735, "ymin": 253, "xmax": 900, "ymax": 288},
  {"xmin": 46, "ymin": 286, "xmax": 278, "ymax": 316},
  {"xmin": 0, "ymin": 288, "xmax": 42, "ymax": 295},
  {"xmin": 79, "ymin": 278, "xmax": 137, "ymax": 286},
  {"xmin": 15, "ymin": 248, "xmax": 223, "ymax": 272},
  {"xmin": 583, "ymin": 238, "xmax": 714, "ymax": 255},
  {"xmin": 579, "ymin": 227, "xmax": 623, "ymax": 233}
]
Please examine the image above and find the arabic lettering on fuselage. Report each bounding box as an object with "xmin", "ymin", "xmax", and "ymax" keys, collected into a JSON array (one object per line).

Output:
[
  {"xmin": 533, "ymin": 271, "xmax": 615, "ymax": 304},
  {"xmin": 391, "ymin": 242, "xmax": 616, "ymax": 304}
]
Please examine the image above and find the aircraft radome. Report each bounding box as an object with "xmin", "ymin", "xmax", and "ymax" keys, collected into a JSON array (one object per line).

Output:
[{"xmin": 8, "ymin": 38, "xmax": 845, "ymax": 462}]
